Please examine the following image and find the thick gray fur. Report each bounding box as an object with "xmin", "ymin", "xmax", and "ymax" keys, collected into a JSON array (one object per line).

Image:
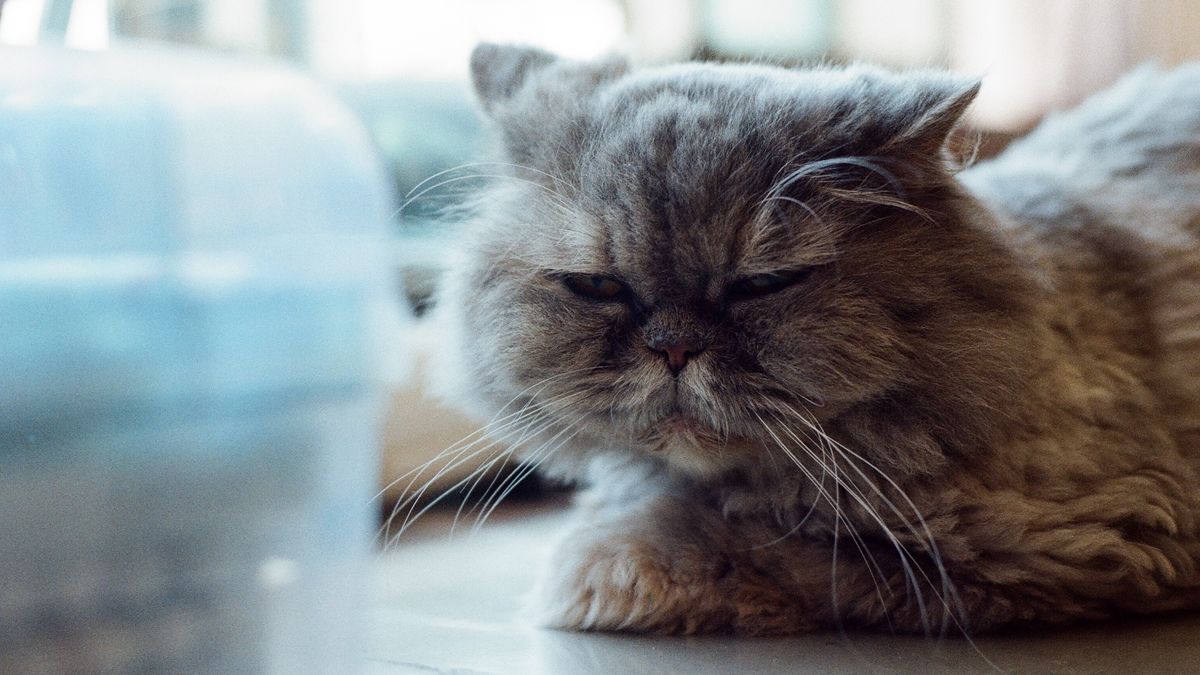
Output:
[{"xmin": 427, "ymin": 45, "xmax": 1200, "ymax": 636}]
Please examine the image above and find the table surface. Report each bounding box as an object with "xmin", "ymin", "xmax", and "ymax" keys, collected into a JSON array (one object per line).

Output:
[{"xmin": 368, "ymin": 499, "xmax": 1200, "ymax": 674}]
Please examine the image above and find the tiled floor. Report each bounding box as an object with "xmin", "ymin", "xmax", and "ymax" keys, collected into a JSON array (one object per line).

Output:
[{"xmin": 368, "ymin": 499, "xmax": 1200, "ymax": 674}]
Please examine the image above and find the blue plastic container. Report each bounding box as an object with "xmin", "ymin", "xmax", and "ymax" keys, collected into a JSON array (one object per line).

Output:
[{"xmin": 0, "ymin": 44, "xmax": 395, "ymax": 673}]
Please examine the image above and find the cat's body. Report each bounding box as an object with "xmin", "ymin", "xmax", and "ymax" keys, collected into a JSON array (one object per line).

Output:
[{"xmin": 432, "ymin": 45, "xmax": 1200, "ymax": 635}]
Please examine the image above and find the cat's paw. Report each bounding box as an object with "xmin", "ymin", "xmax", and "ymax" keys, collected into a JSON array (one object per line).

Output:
[{"xmin": 535, "ymin": 531, "xmax": 726, "ymax": 634}]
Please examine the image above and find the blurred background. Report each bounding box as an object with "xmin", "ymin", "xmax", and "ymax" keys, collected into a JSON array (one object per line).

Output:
[{"xmin": 10, "ymin": 0, "xmax": 1198, "ymax": 508}]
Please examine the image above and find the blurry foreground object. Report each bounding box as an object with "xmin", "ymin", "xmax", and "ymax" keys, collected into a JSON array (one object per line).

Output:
[{"xmin": 0, "ymin": 45, "xmax": 397, "ymax": 672}]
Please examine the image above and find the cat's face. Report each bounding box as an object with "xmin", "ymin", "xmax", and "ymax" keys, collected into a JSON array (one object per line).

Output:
[{"xmin": 438, "ymin": 45, "xmax": 1003, "ymax": 479}]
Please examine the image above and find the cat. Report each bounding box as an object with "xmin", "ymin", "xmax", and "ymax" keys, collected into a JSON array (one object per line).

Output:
[{"xmin": 426, "ymin": 42, "xmax": 1200, "ymax": 636}]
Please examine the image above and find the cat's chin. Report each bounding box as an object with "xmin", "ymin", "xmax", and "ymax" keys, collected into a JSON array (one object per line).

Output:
[{"xmin": 636, "ymin": 416, "xmax": 741, "ymax": 478}]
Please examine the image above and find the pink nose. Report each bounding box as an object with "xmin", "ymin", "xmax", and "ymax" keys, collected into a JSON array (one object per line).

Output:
[{"xmin": 652, "ymin": 340, "xmax": 701, "ymax": 375}]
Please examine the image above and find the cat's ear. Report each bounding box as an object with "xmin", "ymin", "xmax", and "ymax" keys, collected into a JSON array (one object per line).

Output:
[
  {"xmin": 882, "ymin": 74, "xmax": 981, "ymax": 155},
  {"xmin": 469, "ymin": 42, "xmax": 628, "ymax": 117},
  {"xmin": 470, "ymin": 43, "xmax": 560, "ymax": 114}
]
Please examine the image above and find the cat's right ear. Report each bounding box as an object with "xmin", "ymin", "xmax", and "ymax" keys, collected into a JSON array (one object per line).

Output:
[
  {"xmin": 470, "ymin": 43, "xmax": 560, "ymax": 115},
  {"xmin": 469, "ymin": 43, "xmax": 627, "ymax": 117}
]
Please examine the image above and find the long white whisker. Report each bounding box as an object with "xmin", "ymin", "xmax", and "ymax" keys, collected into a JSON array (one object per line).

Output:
[
  {"xmin": 403, "ymin": 161, "xmax": 577, "ymax": 202},
  {"xmin": 381, "ymin": 393, "xmax": 556, "ymax": 529},
  {"xmin": 381, "ymin": 388, "xmax": 587, "ymax": 543},
  {"xmin": 760, "ymin": 412, "xmax": 894, "ymax": 612},
  {"xmin": 452, "ymin": 395, "xmax": 587, "ymax": 532},
  {"xmin": 471, "ymin": 419, "xmax": 585, "ymax": 534},
  {"xmin": 390, "ymin": 397, "xmax": 574, "ymax": 543},
  {"xmin": 397, "ymin": 173, "xmax": 574, "ymax": 220},
  {"xmin": 754, "ymin": 412, "xmax": 892, "ymax": 634},
  {"xmin": 765, "ymin": 410, "xmax": 930, "ymax": 634},
  {"xmin": 774, "ymin": 401, "xmax": 999, "ymax": 668},
  {"xmin": 372, "ymin": 367, "xmax": 600, "ymax": 506},
  {"xmin": 778, "ymin": 403, "xmax": 961, "ymax": 625},
  {"xmin": 754, "ymin": 413, "xmax": 889, "ymax": 584}
]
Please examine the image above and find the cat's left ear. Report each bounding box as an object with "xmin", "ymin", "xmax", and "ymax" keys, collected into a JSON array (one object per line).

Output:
[{"xmin": 882, "ymin": 75, "xmax": 981, "ymax": 155}]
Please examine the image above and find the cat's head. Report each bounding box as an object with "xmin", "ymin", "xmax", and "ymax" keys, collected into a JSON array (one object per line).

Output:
[{"xmin": 434, "ymin": 44, "xmax": 1031, "ymax": 483}]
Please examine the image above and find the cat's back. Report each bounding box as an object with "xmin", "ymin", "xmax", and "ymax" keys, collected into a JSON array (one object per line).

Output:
[
  {"xmin": 962, "ymin": 63, "xmax": 1200, "ymax": 463},
  {"xmin": 961, "ymin": 62, "xmax": 1200, "ymax": 242}
]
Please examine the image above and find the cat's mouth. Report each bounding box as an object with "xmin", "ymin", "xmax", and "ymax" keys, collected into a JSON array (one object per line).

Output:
[
  {"xmin": 635, "ymin": 410, "xmax": 722, "ymax": 449},
  {"xmin": 629, "ymin": 410, "xmax": 743, "ymax": 476},
  {"xmin": 660, "ymin": 413, "xmax": 704, "ymax": 434}
]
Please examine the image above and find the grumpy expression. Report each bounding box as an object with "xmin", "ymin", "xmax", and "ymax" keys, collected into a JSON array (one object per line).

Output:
[{"xmin": 438, "ymin": 44, "xmax": 1002, "ymax": 479}]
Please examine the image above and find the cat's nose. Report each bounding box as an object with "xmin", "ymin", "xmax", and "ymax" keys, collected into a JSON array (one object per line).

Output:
[{"xmin": 647, "ymin": 338, "xmax": 703, "ymax": 375}]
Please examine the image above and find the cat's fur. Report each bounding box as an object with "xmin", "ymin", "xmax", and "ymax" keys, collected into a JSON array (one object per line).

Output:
[{"xmin": 431, "ymin": 43, "xmax": 1200, "ymax": 635}]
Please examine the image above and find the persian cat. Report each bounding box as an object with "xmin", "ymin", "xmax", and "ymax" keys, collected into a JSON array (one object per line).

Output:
[{"xmin": 428, "ymin": 43, "xmax": 1200, "ymax": 635}]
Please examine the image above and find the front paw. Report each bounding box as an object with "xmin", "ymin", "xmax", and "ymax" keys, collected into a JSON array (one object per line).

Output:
[{"xmin": 535, "ymin": 531, "xmax": 727, "ymax": 634}]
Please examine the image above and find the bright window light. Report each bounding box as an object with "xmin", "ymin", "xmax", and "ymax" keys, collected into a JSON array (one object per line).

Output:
[
  {"xmin": 65, "ymin": 0, "xmax": 110, "ymax": 50},
  {"xmin": 0, "ymin": 0, "xmax": 46, "ymax": 46},
  {"xmin": 306, "ymin": 0, "xmax": 627, "ymax": 81}
]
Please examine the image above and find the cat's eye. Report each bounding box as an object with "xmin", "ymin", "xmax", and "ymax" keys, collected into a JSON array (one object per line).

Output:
[
  {"xmin": 561, "ymin": 273, "xmax": 627, "ymax": 301},
  {"xmin": 727, "ymin": 269, "xmax": 812, "ymax": 301}
]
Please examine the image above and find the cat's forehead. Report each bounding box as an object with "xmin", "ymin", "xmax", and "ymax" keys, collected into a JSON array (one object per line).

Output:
[
  {"xmin": 559, "ymin": 70, "xmax": 845, "ymax": 282},
  {"xmin": 586, "ymin": 64, "xmax": 863, "ymax": 155}
]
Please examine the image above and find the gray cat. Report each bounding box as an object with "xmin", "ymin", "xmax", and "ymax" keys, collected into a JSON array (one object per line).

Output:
[{"xmin": 427, "ymin": 43, "xmax": 1200, "ymax": 635}]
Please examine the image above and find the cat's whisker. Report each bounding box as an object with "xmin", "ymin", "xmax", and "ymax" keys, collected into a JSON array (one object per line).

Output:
[
  {"xmin": 775, "ymin": 401, "xmax": 973, "ymax": 640},
  {"xmin": 483, "ymin": 366, "xmax": 606, "ymax": 422},
  {"xmin": 448, "ymin": 390, "xmax": 587, "ymax": 535},
  {"xmin": 764, "ymin": 409, "xmax": 933, "ymax": 635},
  {"xmin": 383, "ymin": 388, "xmax": 570, "ymax": 518},
  {"xmin": 375, "ymin": 411, "xmax": 525, "ymax": 516},
  {"xmin": 755, "ymin": 413, "xmax": 898, "ymax": 634},
  {"xmin": 471, "ymin": 417, "xmax": 586, "ymax": 534},
  {"xmin": 383, "ymin": 388, "xmax": 588, "ymax": 544},
  {"xmin": 413, "ymin": 390, "xmax": 580, "ymax": 502},
  {"xmin": 828, "ymin": 441, "xmax": 965, "ymax": 637},
  {"xmin": 747, "ymin": 412, "xmax": 831, "ymax": 547},
  {"xmin": 827, "ymin": 453, "xmax": 891, "ymax": 637},
  {"xmin": 401, "ymin": 161, "xmax": 510, "ymax": 201},
  {"xmin": 456, "ymin": 397, "xmax": 586, "ymax": 530},
  {"xmin": 759, "ymin": 412, "xmax": 896, "ymax": 613},
  {"xmin": 826, "ymin": 440, "xmax": 899, "ymax": 633},
  {"xmin": 447, "ymin": 393, "xmax": 586, "ymax": 535},
  {"xmin": 830, "ymin": 481, "xmax": 845, "ymax": 637},
  {"xmin": 385, "ymin": 433, "xmax": 517, "ymax": 544},
  {"xmin": 829, "ymin": 443, "xmax": 993, "ymax": 656},
  {"xmin": 380, "ymin": 437, "xmax": 502, "ymax": 546},
  {"xmin": 379, "ymin": 366, "xmax": 601, "ymax": 513},
  {"xmin": 391, "ymin": 403, "xmax": 572, "ymax": 543},
  {"xmin": 374, "ymin": 367, "xmax": 599, "ymax": 508},
  {"xmin": 448, "ymin": 446, "xmax": 521, "ymax": 535},
  {"xmin": 753, "ymin": 413, "xmax": 875, "ymax": 557},
  {"xmin": 397, "ymin": 172, "xmax": 575, "ymax": 221},
  {"xmin": 759, "ymin": 154, "xmax": 934, "ymax": 225},
  {"xmin": 473, "ymin": 160, "xmax": 580, "ymax": 193},
  {"xmin": 758, "ymin": 194, "xmax": 823, "ymax": 225},
  {"xmin": 403, "ymin": 161, "xmax": 575, "ymax": 207},
  {"xmin": 388, "ymin": 445, "xmax": 508, "ymax": 545}
]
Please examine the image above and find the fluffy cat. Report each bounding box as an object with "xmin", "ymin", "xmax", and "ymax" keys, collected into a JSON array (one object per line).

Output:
[{"xmin": 428, "ymin": 43, "xmax": 1200, "ymax": 635}]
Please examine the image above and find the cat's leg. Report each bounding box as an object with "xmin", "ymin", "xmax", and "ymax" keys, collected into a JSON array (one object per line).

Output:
[
  {"xmin": 535, "ymin": 490, "xmax": 1200, "ymax": 636},
  {"xmin": 535, "ymin": 492, "xmax": 824, "ymax": 635}
]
